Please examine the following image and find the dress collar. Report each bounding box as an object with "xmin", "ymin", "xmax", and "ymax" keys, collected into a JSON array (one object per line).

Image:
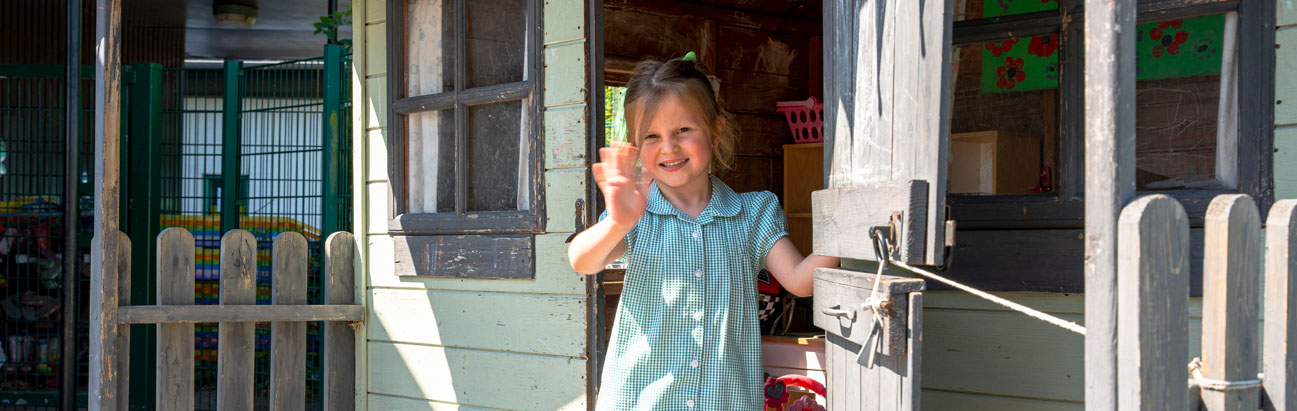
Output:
[{"xmin": 646, "ymin": 175, "xmax": 742, "ymax": 224}]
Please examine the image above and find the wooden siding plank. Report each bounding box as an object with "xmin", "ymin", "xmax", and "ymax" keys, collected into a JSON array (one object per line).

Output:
[
  {"xmin": 366, "ymin": 342, "xmax": 587, "ymax": 409},
  {"xmin": 367, "ymin": 233, "xmax": 587, "ymax": 294},
  {"xmin": 120, "ymin": 305, "xmax": 364, "ymax": 324},
  {"xmin": 365, "ymin": 76, "xmax": 387, "ymax": 129},
  {"xmin": 544, "ymin": 169, "xmax": 587, "ymax": 232},
  {"xmin": 367, "ymin": 288, "xmax": 587, "ymax": 357},
  {"xmin": 367, "ymin": 183, "xmax": 390, "ymax": 234},
  {"xmin": 364, "ymin": 0, "xmax": 385, "ymax": 23},
  {"xmin": 272, "ymin": 232, "xmax": 309, "ymax": 411},
  {"xmin": 365, "ymin": 23, "xmax": 387, "ymax": 76},
  {"xmin": 367, "ymin": 130, "xmax": 389, "ymax": 181},
  {"xmin": 904, "ymin": 293, "xmax": 922, "ymax": 410},
  {"xmin": 543, "ymin": 43, "xmax": 586, "ymax": 107},
  {"xmin": 922, "ymin": 308, "xmax": 1085, "ymax": 402},
  {"xmin": 218, "ymin": 230, "xmax": 258, "ymax": 411},
  {"xmin": 1116, "ymin": 195, "xmax": 1189, "ymax": 409},
  {"xmin": 1276, "ymin": 27, "xmax": 1297, "ymax": 126},
  {"xmin": 891, "ymin": 0, "xmax": 919, "ymax": 187},
  {"xmin": 1275, "ymin": 127, "xmax": 1297, "ymax": 201},
  {"xmin": 1264, "ymin": 200, "xmax": 1297, "ymax": 411},
  {"xmin": 850, "ymin": 0, "xmax": 884, "ymax": 186},
  {"xmin": 543, "ymin": 0, "xmax": 583, "ymax": 45},
  {"xmin": 544, "ymin": 105, "xmax": 588, "ymax": 170},
  {"xmin": 921, "ymin": 390, "xmax": 1084, "ymax": 410},
  {"xmin": 825, "ymin": 0, "xmax": 855, "ymax": 189},
  {"xmin": 1201, "ymin": 194, "xmax": 1262, "ymax": 410},
  {"xmin": 324, "ymin": 232, "xmax": 357, "ymax": 411},
  {"xmin": 917, "ymin": 0, "xmax": 954, "ymax": 265},
  {"xmin": 155, "ymin": 228, "xmax": 195, "ymax": 410},
  {"xmin": 392, "ymin": 234, "xmax": 533, "ymax": 278}
]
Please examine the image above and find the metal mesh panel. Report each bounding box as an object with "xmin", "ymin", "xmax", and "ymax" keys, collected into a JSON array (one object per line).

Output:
[{"xmin": 0, "ymin": 68, "xmax": 95, "ymax": 409}]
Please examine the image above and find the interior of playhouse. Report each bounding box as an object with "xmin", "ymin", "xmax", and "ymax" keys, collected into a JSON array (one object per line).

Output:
[{"xmin": 599, "ymin": 0, "xmax": 1226, "ymax": 408}]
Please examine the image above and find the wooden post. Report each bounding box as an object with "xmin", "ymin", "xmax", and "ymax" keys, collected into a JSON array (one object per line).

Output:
[
  {"xmin": 1201, "ymin": 194, "xmax": 1262, "ymax": 410},
  {"xmin": 88, "ymin": 0, "xmax": 123, "ymax": 408},
  {"xmin": 1116, "ymin": 195, "xmax": 1189, "ymax": 409},
  {"xmin": 1264, "ymin": 200, "xmax": 1297, "ymax": 411},
  {"xmin": 1083, "ymin": 0, "xmax": 1137, "ymax": 407},
  {"xmin": 116, "ymin": 232, "xmax": 131, "ymax": 411},
  {"xmin": 218, "ymin": 230, "xmax": 257, "ymax": 410},
  {"xmin": 323, "ymin": 232, "xmax": 356, "ymax": 410},
  {"xmin": 156, "ymin": 228, "xmax": 195, "ymax": 410},
  {"xmin": 272, "ymin": 232, "xmax": 308, "ymax": 410}
]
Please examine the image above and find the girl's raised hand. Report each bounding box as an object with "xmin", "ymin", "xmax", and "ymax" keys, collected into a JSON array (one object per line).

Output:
[{"xmin": 592, "ymin": 142, "xmax": 652, "ymax": 229}]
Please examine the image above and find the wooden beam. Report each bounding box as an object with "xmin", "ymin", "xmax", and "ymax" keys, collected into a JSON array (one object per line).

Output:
[
  {"xmin": 88, "ymin": 0, "xmax": 122, "ymax": 408},
  {"xmin": 1200, "ymin": 195, "xmax": 1262, "ymax": 410},
  {"xmin": 1083, "ymin": 0, "xmax": 1137, "ymax": 407},
  {"xmin": 1116, "ymin": 195, "xmax": 1189, "ymax": 409},
  {"xmin": 271, "ymin": 232, "xmax": 308, "ymax": 411},
  {"xmin": 603, "ymin": 0, "xmax": 821, "ymax": 34},
  {"xmin": 323, "ymin": 233, "xmax": 357, "ymax": 411},
  {"xmin": 217, "ymin": 230, "xmax": 258, "ymax": 411},
  {"xmin": 119, "ymin": 305, "xmax": 365, "ymax": 324},
  {"xmin": 811, "ymin": 181, "xmax": 927, "ymax": 264},
  {"xmin": 1264, "ymin": 200, "xmax": 1297, "ymax": 410},
  {"xmin": 155, "ymin": 228, "xmax": 195, "ymax": 410}
]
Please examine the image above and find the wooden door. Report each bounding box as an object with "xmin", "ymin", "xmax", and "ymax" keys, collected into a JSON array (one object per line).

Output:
[{"xmin": 813, "ymin": 0, "xmax": 954, "ymax": 409}]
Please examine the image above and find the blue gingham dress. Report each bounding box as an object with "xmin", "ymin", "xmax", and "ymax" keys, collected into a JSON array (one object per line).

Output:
[{"xmin": 597, "ymin": 175, "xmax": 788, "ymax": 410}]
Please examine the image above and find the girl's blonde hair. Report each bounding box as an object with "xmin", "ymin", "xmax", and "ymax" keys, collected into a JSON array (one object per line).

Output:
[{"xmin": 623, "ymin": 57, "xmax": 738, "ymax": 172}]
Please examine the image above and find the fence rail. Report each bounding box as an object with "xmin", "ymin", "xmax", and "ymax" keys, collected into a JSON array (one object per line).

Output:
[
  {"xmin": 1119, "ymin": 194, "xmax": 1294, "ymax": 410},
  {"xmin": 90, "ymin": 228, "xmax": 361, "ymax": 410}
]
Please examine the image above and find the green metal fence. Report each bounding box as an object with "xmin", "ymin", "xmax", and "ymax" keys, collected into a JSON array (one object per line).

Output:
[{"xmin": 0, "ymin": 44, "xmax": 351, "ymax": 410}]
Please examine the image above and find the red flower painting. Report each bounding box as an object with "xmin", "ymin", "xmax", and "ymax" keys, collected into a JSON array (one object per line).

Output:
[
  {"xmin": 996, "ymin": 57, "xmax": 1026, "ymax": 90},
  {"xmin": 1149, "ymin": 20, "xmax": 1189, "ymax": 58},
  {"xmin": 985, "ymin": 39, "xmax": 1019, "ymax": 57},
  {"xmin": 1028, "ymin": 34, "xmax": 1059, "ymax": 57}
]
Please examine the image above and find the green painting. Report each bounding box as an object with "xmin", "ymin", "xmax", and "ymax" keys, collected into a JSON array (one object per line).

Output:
[
  {"xmin": 980, "ymin": 13, "xmax": 1225, "ymax": 94},
  {"xmin": 983, "ymin": 0, "xmax": 1058, "ymax": 18}
]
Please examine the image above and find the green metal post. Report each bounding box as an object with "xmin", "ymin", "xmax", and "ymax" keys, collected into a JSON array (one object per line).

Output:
[
  {"xmin": 322, "ymin": 45, "xmax": 343, "ymax": 238},
  {"xmin": 222, "ymin": 60, "xmax": 243, "ymax": 234},
  {"xmin": 126, "ymin": 62, "xmax": 162, "ymax": 411}
]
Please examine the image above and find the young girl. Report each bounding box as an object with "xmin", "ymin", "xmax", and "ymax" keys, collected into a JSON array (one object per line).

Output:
[{"xmin": 567, "ymin": 54, "xmax": 840, "ymax": 410}]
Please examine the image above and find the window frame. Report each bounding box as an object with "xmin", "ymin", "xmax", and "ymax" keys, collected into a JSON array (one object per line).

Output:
[
  {"xmin": 385, "ymin": 0, "xmax": 545, "ymax": 236},
  {"xmin": 944, "ymin": 0, "xmax": 1274, "ymax": 229}
]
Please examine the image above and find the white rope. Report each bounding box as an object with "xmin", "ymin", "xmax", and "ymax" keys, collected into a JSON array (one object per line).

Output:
[
  {"xmin": 1188, "ymin": 358, "xmax": 1263, "ymax": 392},
  {"xmin": 891, "ymin": 260, "xmax": 1087, "ymax": 336}
]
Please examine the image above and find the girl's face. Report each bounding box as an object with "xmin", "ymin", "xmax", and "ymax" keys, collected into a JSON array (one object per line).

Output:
[{"xmin": 635, "ymin": 92, "xmax": 717, "ymax": 193}]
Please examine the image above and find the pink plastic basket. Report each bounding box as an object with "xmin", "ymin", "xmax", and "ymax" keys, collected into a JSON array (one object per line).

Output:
[{"xmin": 776, "ymin": 97, "xmax": 824, "ymax": 143}]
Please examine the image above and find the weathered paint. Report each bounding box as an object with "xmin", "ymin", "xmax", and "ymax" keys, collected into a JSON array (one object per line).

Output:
[
  {"xmin": 1276, "ymin": 26, "xmax": 1297, "ymax": 126},
  {"xmin": 353, "ymin": 0, "xmax": 592, "ymax": 407}
]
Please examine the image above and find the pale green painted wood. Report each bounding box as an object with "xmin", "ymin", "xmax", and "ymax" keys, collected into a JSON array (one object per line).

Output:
[
  {"xmin": 921, "ymin": 390, "xmax": 1084, "ymax": 410},
  {"xmin": 367, "ymin": 288, "xmax": 587, "ymax": 357},
  {"xmin": 544, "ymin": 169, "xmax": 587, "ymax": 232},
  {"xmin": 364, "ymin": 0, "xmax": 385, "ymax": 23},
  {"xmin": 1276, "ymin": 127, "xmax": 1297, "ymax": 200},
  {"xmin": 366, "ymin": 342, "xmax": 587, "ymax": 409},
  {"xmin": 544, "ymin": 0, "xmax": 585, "ymax": 45},
  {"xmin": 365, "ymin": 23, "xmax": 387, "ymax": 76},
  {"xmin": 366, "ymin": 130, "xmax": 388, "ymax": 182},
  {"xmin": 367, "ymin": 394, "xmax": 456, "ymax": 410},
  {"xmin": 365, "ymin": 77, "xmax": 387, "ymax": 129},
  {"xmin": 544, "ymin": 105, "xmax": 588, "ymax": 170},
  {"xmin": 366, "ymin": 234, "xmax": 587, "ymax": 294},
  {"xmin": 1281, "ymin": 0, "xmax": 1297, "ymax": 27},
  {"xmin": 543, "ymin": 42, "xmax": 587, "ymax": 107},
  {"xmin": 1278, "ymin": 27, "xmax": 1297, "ymax": 125},
  {"xmin": 366, "ymin": 183, "xmax": 389, "ymax": 235}
]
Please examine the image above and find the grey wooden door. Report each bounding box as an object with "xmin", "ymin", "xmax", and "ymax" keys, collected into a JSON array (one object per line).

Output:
[{"xmin": 813, "ymin": 0, "xmax": 954, "ymax": 409}]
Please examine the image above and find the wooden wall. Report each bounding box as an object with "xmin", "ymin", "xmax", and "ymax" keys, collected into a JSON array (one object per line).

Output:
[
  {"xmin": 353, "ymin": 0, "xmax": 592, "ymax": 408},
  {"xmin": 1273, "ymin": 3, "xmax": 1297, "ymax": 199},
  {"xmin": 603, "ymin": 0, "xmax": 822, "ymax": 199}
]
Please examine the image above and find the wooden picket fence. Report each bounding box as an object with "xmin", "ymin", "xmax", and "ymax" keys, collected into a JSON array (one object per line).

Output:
[
  {"xmin": 90, "ymin": 228, "xmax": 363, "ymax": 410},
  {"xmin": 1119, "ymin": 194, "xmax": 1297, "ymax": 409}
]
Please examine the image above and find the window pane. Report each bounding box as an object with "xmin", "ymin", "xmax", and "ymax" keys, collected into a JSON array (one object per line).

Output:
[
  {"xmin": 407, "ymin": 109, "xmax": 456, "ymax": 213},
  {"xmin": 406, "ymin": 0, "xmax": 455, "ymax": 97},
  {"xmin": 466, "ymin": 0, "xmax": 527, "ymax": 89},
  {"xmin": 955, "ymin": 0, "xmax": 1058, "ymax": 22},
  {"xmin": 466, "ymin": 101, "xmax": 525, "ymax": 212},
  {"xmin": 1134, "ymin": 14, "xmax": 1228, "ymax": 190},
  {"xmin": 947, "ymin": 38, "xmax": 1060, "ymax": 195}
]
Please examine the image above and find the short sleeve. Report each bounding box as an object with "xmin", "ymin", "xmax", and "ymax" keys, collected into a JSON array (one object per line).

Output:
[
  {"xmin": 748, "ymin": 192, "xmax": 789, "ymax": 267},
  {"xmin": 598, "ymin": 209, "xmax": 638, "ymax": 257}
]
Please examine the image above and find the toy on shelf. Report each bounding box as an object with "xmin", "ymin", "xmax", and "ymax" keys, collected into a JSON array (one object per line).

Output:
[{"xmin": 775, "ymin": 97, "xmax": 824, "ymax": 144}]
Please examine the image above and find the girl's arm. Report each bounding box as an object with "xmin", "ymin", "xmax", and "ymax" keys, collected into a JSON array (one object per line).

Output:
[
  {"xmin": 765, "ymin": 238, "xmax": 840, "ymax": 297},
  {"xmin": 567, "ymin": 143, "xmax": 650, "ymax": 275},
  {"xmin": 567, "ymin": 220, "xmax": 630, "ymax": 275}
]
